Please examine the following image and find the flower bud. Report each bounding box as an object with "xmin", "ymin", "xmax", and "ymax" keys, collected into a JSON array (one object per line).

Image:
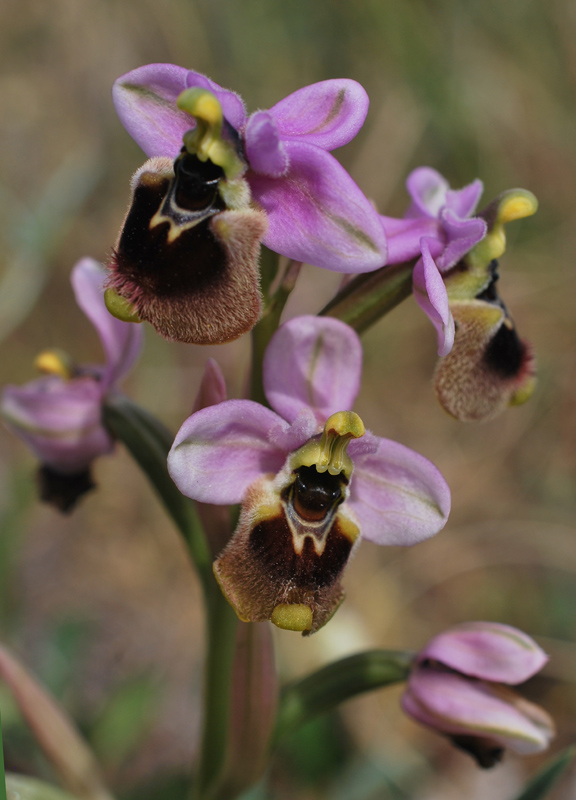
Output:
[{"xmin": 402, "ymin": 622, "xmax": 554, "ymax": 767}]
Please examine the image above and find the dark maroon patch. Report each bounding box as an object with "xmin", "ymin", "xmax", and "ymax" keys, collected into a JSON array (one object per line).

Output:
[
  {"xmin": 111, "ymin": 153, "xmax": 228, "ymax": 300},
  {"xmin": 248, "ymin": 513, "xmax": 352, "ymax": 590},
  {"xmin": 288, "ymin": 465, "xmax": 345, "ymax": 522},
  {"xmin": 37, "ymin": 465, "xmax": 95, "ymax": 513},
  {"xmin": 450, "ymin": 734, "xmax": 504, "ymax": 769},
  {"xmin": 482, "ymin": 321, "xmax": 526, "ymax": 378}
]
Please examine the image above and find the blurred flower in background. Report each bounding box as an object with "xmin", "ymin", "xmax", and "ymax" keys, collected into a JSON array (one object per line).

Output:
[{"xmin": 2, "ymin": 258, "xmax": 142, "ymax": 512}]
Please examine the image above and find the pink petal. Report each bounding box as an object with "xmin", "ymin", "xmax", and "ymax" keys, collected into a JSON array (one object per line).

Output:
[
  {"xmin": 245, "ymin": 111, "xmax": 289, "ymax": 177},
  {"xmin": 192, "ymin": 358, "xmax": 227, "ymax": 413},
  {"xmin": 2, "ymin": 377, "xmax": 112, "ymax": 474},
  {"xmin": 347, "ymin": 436, "xmax": 451, "ymax": 546},
  {"xmin": 413, "ymin": 242, "xmax": 455, "ymax": 357},
  {"xmin": 249, "ymin": 140, "xmax": 387, "ymax": 272},
  {"xmin": 445, "ymin": 179, "xmax": 484, "ymax": 219},
  {"xmin": 71, "ymin": 258, "xmax": 142, "ymax": 388},
  {"xmin": 405, "ymin": 167, "xmax": 450, "ymax": 219},
  {"xmin": 168, "ymin": 400, "xmax": 288, "ymax": 504},
  {"xmin": 403, "ymin": 669, "xmax": 553, "ymax": 754},
  {"xmin": 263, "ymin": 316, "xmax": 363, "ymax": 425},
  {"xmin": 267, "ymin": 79, "xmax": 369, "ymax": 151},
  {"xmin": 113, "ymin": 63, "xmax": 193, "ymax": 158},
  {"xmin": 420, "ymin": 622, "xmax": 548, "ymax": 684},
  {"xmin": 436, "ymin": 211, "xmax": 487, "ymax": 271},
  {"xmin": 380, "ymin": 215, "xmax": 439, "ymax": 264}
]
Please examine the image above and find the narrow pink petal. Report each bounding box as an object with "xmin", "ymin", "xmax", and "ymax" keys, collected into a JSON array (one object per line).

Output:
[
  {"xmin": 71, "ymin": 258, "xmax": 142, "ymax": 388},
  {"xmin": 436, "ymin": 211, "xmax": 487, "ymax": 270},
  {"xmin": 413, "ymin": 244, "xmax": 455, "ymax": 357},
  {"xmin": 2, "ymin": 378, "xmax": 113, "ymax": 474},
  {"xmin": 244, "ymin": 111, "xmax": 289, "ymax": 177},
  {"xmin": 113, "ymin": 63, "xmax": 193, "ymax": 158},
  {"xmin": 249, "ymin": 141, "xmax": 387, "ymax": 272},
  {"xmin": 420, "ymin": 622, "xmax": 548, "ymax": 684},
  {"xmin": 185, "ymin": 70, "xmax": 247, "ymax": 130},
  {"xmin": 380, "ymin": 216, "xmax": 440, "ymax": 264},
  {"xmin": 168, "ymin": 400, "xmax": 288, "ymax": 504},
  {"xmin": 347, "ymin": 436, "xmax": 450, "ymax": 546},
  {"xmin": 404, "ymin": 669, "xmax": 553, "ymax": 754},
  {"xmin": 267, "ymin": 79, "xmax": 369, "ymax": 150},
  {"xmin": 405, "ymin": 167, "xmax": 449, "ymax": 219},
  {"xmin": 445, "ymin": 179, "xmax": 484, "ymax": 219},
  {"xmin": 263, "ymin": 316, "xmax": 363, "ymax": 425},
  {"xmin": 192, "ymin": 358, "xmax": 227, "ymax": 413}
]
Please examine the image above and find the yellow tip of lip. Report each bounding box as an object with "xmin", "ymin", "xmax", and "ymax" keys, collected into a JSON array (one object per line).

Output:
[
  {"xmin": 271, "ymin": 604, "xmax": 313, "ymax": 632},
  {"xmin": 104, "ymin": 288, "xmax": 142, "ymax": 324}
]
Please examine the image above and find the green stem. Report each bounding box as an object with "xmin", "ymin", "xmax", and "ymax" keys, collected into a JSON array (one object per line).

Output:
[
  {"xmin": 320, "ymin": 261, "xmax": 415, "ymax": 333},
  {"xmin": 193, "ymin": 591, "xmax": 238, "ymax": 800},
  {"xmin": 274, "ymin": 649, "xmax": 414, "ymax": 741},
  {"xmin": 103, "ymin": 395, "xmax": 240, "ymax": 799},
  {"xmin": 250, "ymin": 259, "xmax": 302, "ymax": 405}
]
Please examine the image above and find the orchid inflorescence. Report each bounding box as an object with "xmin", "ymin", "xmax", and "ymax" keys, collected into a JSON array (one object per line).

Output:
[{"xmin": 0, "ymin": 62, "xmax": 558, "ymax": 800}]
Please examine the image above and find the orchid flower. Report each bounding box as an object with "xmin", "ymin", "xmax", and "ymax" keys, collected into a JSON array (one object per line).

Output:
[
  {"xmin": 168, "ymin": 315, "xmax": 450, "ymax": 634},
  {"xmin": 2, "ymin": 258, "xmax": 142, "ymax": 511},
  {"xmin": 105, "ymin": 64, "xmax": 387, "ymax": 344},
  {"xmin": 402, "ymin": 622, "xmax": 554, "ymax": 768},
  {"xmin": 383, "ymin": 168, "xmax": 537, "ymax": 421}
]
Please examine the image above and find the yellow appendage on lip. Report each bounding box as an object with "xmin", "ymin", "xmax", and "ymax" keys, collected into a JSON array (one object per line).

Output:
[
  {"xmin": 271, "ymin": 604, "xmax": 313, "ymax": 632},
  {"xmin": 34, "ymin": 349, "xmax": 75, "ymax": 380},
  {"xmin": 292, "ymin": 410, "xmax": 365, "ymax": 478},
  {"xmin": 177, "ymin": 88, "xmax": 245, "ymax": 180}
]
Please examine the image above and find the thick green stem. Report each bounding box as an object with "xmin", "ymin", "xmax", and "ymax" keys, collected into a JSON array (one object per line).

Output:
[
  {"xmin": 274, "ymin": 649, "xmax": 414, "ymax": 741},
  {"xmin": 193, "ymin": 592, "xmax": 239, "ymax": 800},
  {"xmin": 103, "ymin": 396, "xmax": 239, "ymax": 799},
  {"xmin": 320, "ymin": 261, "xmax": 415, "ymax": 333},
  {"xmin": 250, "ymin": 259, "xmax": 302, "ymax": 405}
]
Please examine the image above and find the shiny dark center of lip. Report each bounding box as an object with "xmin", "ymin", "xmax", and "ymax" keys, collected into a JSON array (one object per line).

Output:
[{"xmin": 290, "ymin": 465, "xmax": 346, "ymax": 522}]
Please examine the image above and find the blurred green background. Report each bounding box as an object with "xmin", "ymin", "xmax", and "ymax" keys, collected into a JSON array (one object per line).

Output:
[{"xmin": 1, "ymin": 0, "xmax": 576, "ymax": 798}]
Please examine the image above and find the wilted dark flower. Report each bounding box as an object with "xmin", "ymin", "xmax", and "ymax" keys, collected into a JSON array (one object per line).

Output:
[{"xmin": 2, "ymin": 258, "xmax": 142, "ymax": 511}]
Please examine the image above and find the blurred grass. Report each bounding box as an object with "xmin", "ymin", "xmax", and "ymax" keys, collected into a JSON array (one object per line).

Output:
[{"xmin": 1, "ymin": 0, "xmax": 576, "ymax": 797}]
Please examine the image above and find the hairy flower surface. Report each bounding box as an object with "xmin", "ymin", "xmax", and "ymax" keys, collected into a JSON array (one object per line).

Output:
[
  {"xmin": 113, "ymin": 64, "xmax": 387, "ymax": 274},
  {"xmin": 168, "ymin": 316, "xmax": 450, "ymax": 633},
  {"xmin": 2, "ymin": 258, "xmax": 142, "ymax": 510},
  {"xmin": 383, "ymin": 168, "xmax": 537, "ymax": 421},
  {"xmin": 402, "ymin": 622, "xmax": 554, "ymax": 768}
]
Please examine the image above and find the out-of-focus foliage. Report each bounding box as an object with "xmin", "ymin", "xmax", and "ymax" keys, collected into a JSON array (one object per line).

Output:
[{"xmin": 1, "ymin": 0, "xmax": 576, "ymax": 798}]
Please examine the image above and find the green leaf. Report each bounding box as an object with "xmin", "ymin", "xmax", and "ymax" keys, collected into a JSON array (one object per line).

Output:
[
  {"xmin": 511, "ymin": 746, "xmax": 576, "ymax": 800},
  {"xmin": 6, "ymin": 774, "xmax": 83, "ymax": 800},
  {"xmin": 102, "ymin": 395, "xmax": 213, "ymax": 598},
  {"xmin": 275, "ymin": 649, "xmax": 414, "ymax": 740}
]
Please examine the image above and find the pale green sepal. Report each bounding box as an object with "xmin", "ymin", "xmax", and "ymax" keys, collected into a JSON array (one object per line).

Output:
[
  {"xmin": 103, "ymin": 288, "xmax": 142, "ymax": 324},
  {"xmin": 512, "ymin": 745, "xmax": 576, "ymax": 800},
  {"xmin": 275, "ymin": 649, "xmax": 414, "ymax": 741},
  {"xmin": 6, "ymin": 775, "xmax": 83, "ymax": 800}
]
